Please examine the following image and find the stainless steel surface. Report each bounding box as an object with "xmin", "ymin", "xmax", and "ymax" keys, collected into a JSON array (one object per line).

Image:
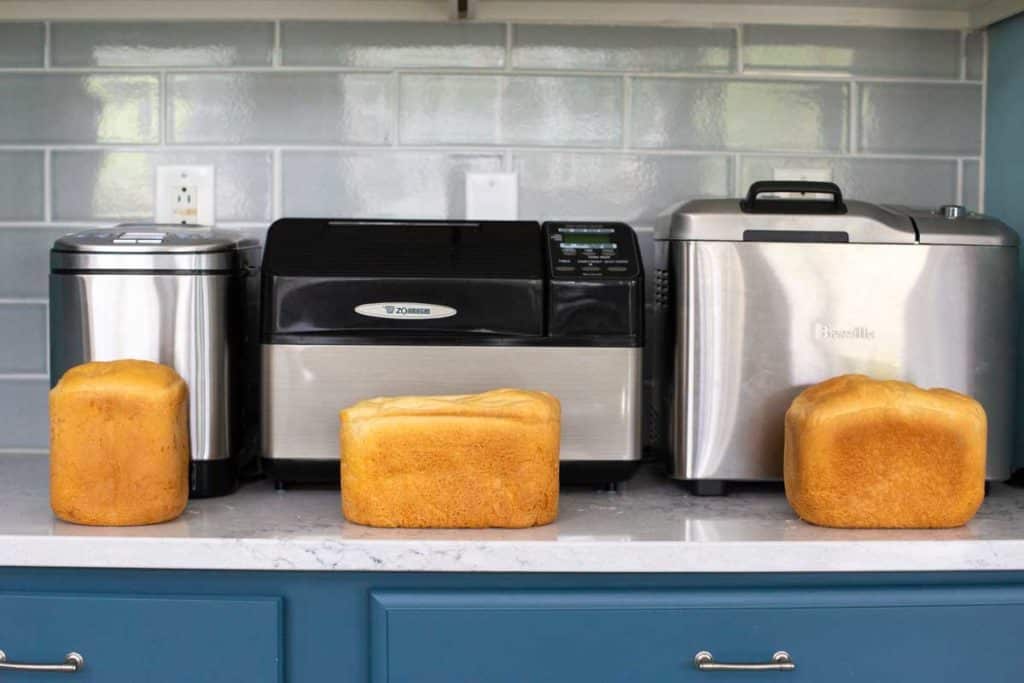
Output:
[
  {"xmin": 694, "ymin": 651, "xmax": 795, "ymax": 672},
  {"xmin": 50, "ymin": 273, "xmax": 237, "ymax": 462},
  {"xmin": 656, "ymin": 198, "xmax": 916, "ymax": 243},
  {"xmin": 51, "ymin": 226, "xmax": 259, "ymax": 271},
  {"xmin": 262, "ymin": 344, "xmax": 643, "ymax": 463},
  {"xmin": 942, "ymin": 204, "xmax": 966, "ymax": 219},
  {"xmin": 661, "ymin": 240, "xmax": 1017, "ymax": 481},
  {"xmin": 898, "ymin": 205, "xmax": 1018, "ymax": 246},
  {"xmin": 0, "ymin": 650, "xmax": 84, "ymax": 673}
]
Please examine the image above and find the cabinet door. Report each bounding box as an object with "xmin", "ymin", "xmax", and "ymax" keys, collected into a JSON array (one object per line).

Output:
[
  {"xmin": 0, "ymin": 593, "xmax": 281, "ymax": 683},
  {"xmin": 371, "ymin": 587, "xmax": 1024, "ymax": 682}
]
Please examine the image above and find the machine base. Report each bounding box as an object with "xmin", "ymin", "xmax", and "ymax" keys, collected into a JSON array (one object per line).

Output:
[
  {"xmin": 687, "ymin": 479, "xmax": 728, "ymax": 497},
  {"xmin": 190, "ymin": 459, "xmax": 237, "ymax": 499},
  {"xmin": 264, "ymin": 458, "xmax": 639, "ymax": 490}
]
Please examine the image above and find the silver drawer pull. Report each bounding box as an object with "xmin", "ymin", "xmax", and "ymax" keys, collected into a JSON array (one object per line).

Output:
[
  {"xmin": 0, "ymin": 650, "xmax": 84, "ymax": 673},
  {"xmin": 694, "ymin": 650, "xmax": 795, "ymax": 672}
]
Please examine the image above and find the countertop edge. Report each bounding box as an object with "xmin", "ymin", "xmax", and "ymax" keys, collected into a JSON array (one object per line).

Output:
[{"xmin": 4, "ymin": 536, "xmax": 1024, "ymax": 573}]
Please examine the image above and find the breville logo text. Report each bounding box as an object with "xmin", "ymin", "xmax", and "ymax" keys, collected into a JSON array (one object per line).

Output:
[{"xmin": 814, "ymin": 323, "xmax": 876, "ymax": 341}]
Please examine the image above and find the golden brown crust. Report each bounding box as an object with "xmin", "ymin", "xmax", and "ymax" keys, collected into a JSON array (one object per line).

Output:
[
  {"xmin": 340, "ymin": 389, "xmax": 560, "ymax": 528},
  {"xmin": 50, "ymin": 359, "xmax": 190, "ymax": 526},
  {"xmin": 784, "ymin": 374, "xmax": 986, "ymax": 529}
]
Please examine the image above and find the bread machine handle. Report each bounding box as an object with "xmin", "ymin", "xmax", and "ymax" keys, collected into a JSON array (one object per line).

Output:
[
  {"xmin": 694, "ymin": 650, "xmax": 795, "ymax": 672},
  {"xmin": 741, "ymin": 181, "xmax": 846, "ymax": 214}
]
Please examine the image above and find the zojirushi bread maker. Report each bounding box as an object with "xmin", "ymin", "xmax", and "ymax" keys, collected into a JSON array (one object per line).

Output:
[
  {"xmin": 652, "ymin": 181, "xmax": 1018, "ymax": 495},
  {"xmin": 261, "ymin": 218, "xmax": 644, "ymax": 486}
]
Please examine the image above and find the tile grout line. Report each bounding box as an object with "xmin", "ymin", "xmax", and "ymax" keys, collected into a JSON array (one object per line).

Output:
[
  {"xmin": 848, "ymin": 80, "xmax": 858, "ymax": 154},
  {"xmin": 0, "ymin": 298, "xmax": 48, "ymax": 305},
  {"xmin": 0, "ymin": 65, "xmax": 986, "ymax": 86},
  {"xmin": 736, "ymin": 24, "xmax": 744, "ymax": 74},
  {"xmin": 978, "ymin": 30, "xmax": 988, "ymax": 213},
  {"xmin": 0, "ymin": 373, "xmax": 49, "ymax": 381},
  {"xmin": 392, "ymin": 71, "xmax": 402, "ymax": 147},
  {"xmin": 960, "ymin": 30, "xmax": 967, "ymax": 81},
  {"xmin": 621, "ymin": 75, "xmax": 631, "ymax": 150},
  {"xmin": 956, "ymin": 158, "xmax": 964, "ymax": 205},
  {"xmin": 272, "ymin": 148, "xmax": 283, "ymax": 220},
  {"xmin": 159, "ymin": 70, "xmax": 167, "ymax": 147},
  {"xmin": 42, "ymin": 21, "xmax": 51, "ymax": 69},
  {"xmin": 43, "ymin": 148, "xmax": 52, "ymax": 222},
  {"xmin": 505, "ymin": 23, "xmax": 513, "ymax": 72},
  {"xmin": 273, "ymin": 21, "xmax": 282, "ymax": 67}
]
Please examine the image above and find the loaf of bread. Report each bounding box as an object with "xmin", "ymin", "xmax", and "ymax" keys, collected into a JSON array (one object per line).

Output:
[
  {"xmin": 340, "ymin": 388, "xmax": 560, "ymax": 528},
  {"xmin": 50, "ymin": 359, "xmax": 190, "ymax": 526},
  {"xmin": 784, "ymin": 374, "xmax": 986, "ymax": 529}
]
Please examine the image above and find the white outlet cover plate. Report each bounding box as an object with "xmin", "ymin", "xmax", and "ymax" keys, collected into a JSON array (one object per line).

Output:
[
  {"xmin": 155, "ymin": 165, "xmax": 215, "ymax": 226},
  {"xmin": 465, "ymin": 172, "xmax": 518, "ymax": 220}
]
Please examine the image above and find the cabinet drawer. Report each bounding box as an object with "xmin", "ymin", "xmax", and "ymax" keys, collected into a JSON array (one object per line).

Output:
[
  {"xmin": 371, "ymin": 587, "xmax": 1024, "ymax": 682},
  {"xmin": 0, "ymin": 593, "xmax": 281, "ymax": 683}
]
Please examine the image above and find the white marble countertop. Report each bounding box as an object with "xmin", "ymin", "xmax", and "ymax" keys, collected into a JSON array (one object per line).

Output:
[{"xmin": 3, "ymin": 454, "xmax": 1024, "ymax": 573}]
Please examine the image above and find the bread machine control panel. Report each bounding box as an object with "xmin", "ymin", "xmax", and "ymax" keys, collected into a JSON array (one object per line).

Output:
[{"xmin": 545, "ymin": 222, "xmax": 640, "ymax": 279}]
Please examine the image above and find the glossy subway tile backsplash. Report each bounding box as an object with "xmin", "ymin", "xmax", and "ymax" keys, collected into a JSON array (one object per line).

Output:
[{"xmin": 0, "ymin": 19, "xmax": 988, "ymax": 449}]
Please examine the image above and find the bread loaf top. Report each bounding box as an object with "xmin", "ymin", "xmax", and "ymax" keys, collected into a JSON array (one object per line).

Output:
[
  {"xmin": 340, "ymin": 388, "xmax": 560, "ymax": 423},
  {"xmin": 787, "ymin": 374, "xmax": 985, "ymax": 427},
  {"xmin": 53, "ymin": 359, "xmax": 186, "ymax": 397}
]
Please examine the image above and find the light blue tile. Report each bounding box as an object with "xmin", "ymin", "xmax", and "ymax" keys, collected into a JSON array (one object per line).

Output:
[
  {"xmin": 631, "ymin": 78, "xmax": 848, "ymax": 152},
  {"xmin": 0, "ymin": 228, "xmax": 75, "ymax": 299},
  {"xmin": 965, "ymin": 31, "xmax": 984, "ymax": 80},
  {"xmin": 52, "ymin": 150, "xmax": 273, "ymax": 222},
  {"xmin": 52, "ymin": 21, "xmax": 274, "ymax": 67},
  {"xmin": 0, "ymin": 151, "xmax": 44, "ymax": 221},
  {"xmin": 400, "ymin": 74, "xmax": 622, "ymax": 146},
  {"xmin": 859, "ymin": 82, "xmax": 981, "ymax": 155},
  {"xmin": 0, "ymin": 22, "xmax": 44, "ymax": 67},
  {"xmin": 743, "ymin": 25, "xmax": 960, "ymax": 78},
  {"xmin": 168, "ymin": 72, "xmax": 393, "ymax": 144},
  {"xmin": 512, "ymin": 24, "xmax": 735, "ymax": 72},
  {"xmin": 282, "ymin": 151, "xmax": 503, "ymax": 218},
  {"xmin": 282, "ymin": 21, "xmax": 505, "ymax": 67},
  {"xmin": 740, "ymin": 156, "xmax": 958, "ymax": 208},
  {"xmin": 963, "ymin": 160, "xmax": 980, "ymax": 211},
  {"xmin": 513, "ymin": 152, "xmax": 731, "ymax": 224},
  {"xmin": 0, "ymin": 379, "xmax": 49, "ymax": 449},
  {"xmin": 0, "ymin": 304, "xmax": 47, "ymax": 374},
  {"xmin": 0, "ymin": 74, "xmax": 159, "ymax": 144}
]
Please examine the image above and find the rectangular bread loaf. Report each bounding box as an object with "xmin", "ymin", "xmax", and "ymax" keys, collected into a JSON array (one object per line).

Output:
[
  {"xmin": 340, "ymin": 388, "xmax": 560, "ymax": 528},
  {"xmin": 784, "ymin": 374, "xmax": 986, "ymax": 529}
]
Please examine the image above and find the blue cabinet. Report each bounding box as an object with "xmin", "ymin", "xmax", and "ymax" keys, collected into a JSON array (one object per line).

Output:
[
  {"xmin": 0, "ymin": 593, "xmax": 281, "ymax": 683},
  {"xmin": 371, "ymin": 587, "xmax": 1024, "ymax": 682},
  {"xmin": 0, "ymin": 569, "xmax": 1022, "ymax": 682}
]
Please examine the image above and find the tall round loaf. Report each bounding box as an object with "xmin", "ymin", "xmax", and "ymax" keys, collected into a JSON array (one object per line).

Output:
[
  {"xmin": 784, "ymin": 374, "xmax": 986, "ymax": 529},
  {"xmin": 50, "ymin": 360, "xmax": 190, "ymax": 526}
]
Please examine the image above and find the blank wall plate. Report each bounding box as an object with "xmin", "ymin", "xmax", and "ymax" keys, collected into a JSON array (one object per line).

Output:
[
  {"xmin": 466, "ymin": 172, "xmax": 518, "ymax": 220},
  {"xmin": 155, "ymin": 165, "xmax": 215, "ymax": 226}
]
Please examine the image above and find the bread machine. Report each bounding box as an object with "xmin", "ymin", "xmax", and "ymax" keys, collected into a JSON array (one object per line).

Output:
[
  {"xmin": 49, "ymin": 225, "xmax": 262, "ymax": 498},
  {"xmin": 261, "ymin": 218, "xmax": 644, "ymax": 486},
  {"xmin": 651, "ymin": 181, "xmax": 1019, "ymax": 495}
]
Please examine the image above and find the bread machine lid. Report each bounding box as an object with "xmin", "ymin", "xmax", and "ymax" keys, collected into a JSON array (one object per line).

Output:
[
  {"xmin": 892, "ymin": 205, "xmax": 1019, "ymax": 247},
  {"xmin": 655, "ymin": 182, "xmax": 917, "ymax": 244},
  {"xmin": 51, "ymin": 225, "xmax": 258, "ymax": 272},
  {"xmin": 262, "ymin": 218, "xmax": 548, "ymax": 339}
]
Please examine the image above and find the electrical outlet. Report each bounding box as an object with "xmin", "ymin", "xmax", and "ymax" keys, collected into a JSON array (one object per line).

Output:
[
  {"xmin": 466, "ymin": 172, "xmax": 518, "ymax": 220},
  {"xmin": 155, "ymin": 165, "xmax": 215, "ymax": 226}
]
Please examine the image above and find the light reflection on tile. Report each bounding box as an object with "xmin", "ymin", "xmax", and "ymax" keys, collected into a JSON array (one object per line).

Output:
[
  {"xmin": 0, "ymin": 74, "xmax": 158, "ymax": 144},
  {"xmin": 282, "ymin": 151, "xmax": 503, "ymax": 218},
  {"xmin": 859, "ymin": 82, "xmax": 981, "ymax": 155},
  {"xmin": 631, "ymin": 78, "xmax": 849, "ymax": 152}
]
